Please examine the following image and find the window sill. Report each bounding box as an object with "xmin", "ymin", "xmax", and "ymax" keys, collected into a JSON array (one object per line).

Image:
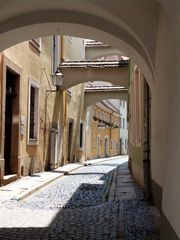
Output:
[{"xmin": 28, "ymin": 139, "xmax": 38, "ymax": 146}]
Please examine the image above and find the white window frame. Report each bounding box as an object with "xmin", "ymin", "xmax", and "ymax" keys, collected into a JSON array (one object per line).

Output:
[
  {"xmin": 29, "ymin": 38, "xmax": 42, "ymax": 52},
  {"xmin": 27, "ymin": 78, "xmax": 40, "ymax": 145}
]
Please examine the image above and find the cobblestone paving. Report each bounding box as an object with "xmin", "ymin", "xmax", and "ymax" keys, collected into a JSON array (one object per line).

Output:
[{"xmin": 0, "ymin": 158, "xmax": 160, "ymax": 240}]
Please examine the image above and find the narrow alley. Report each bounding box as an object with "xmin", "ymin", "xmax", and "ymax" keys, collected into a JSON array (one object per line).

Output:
[{"xmin": 0, "ymin": 156, "xmax": 160, "ymax": 240}]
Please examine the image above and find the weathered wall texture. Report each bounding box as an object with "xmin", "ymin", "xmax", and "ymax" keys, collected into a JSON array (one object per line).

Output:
[
  {"xmin": 1, "ymin": 38, "xmax": 55, "ymax": 176},
  {"xmin": 128, "ymin": 63, "xmax": 145, "ymax": 188}
]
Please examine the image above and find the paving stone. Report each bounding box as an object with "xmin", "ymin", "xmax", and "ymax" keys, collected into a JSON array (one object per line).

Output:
[{"xmin": 0, "ymin": 157, "xmax": 160, "ymax": 240}]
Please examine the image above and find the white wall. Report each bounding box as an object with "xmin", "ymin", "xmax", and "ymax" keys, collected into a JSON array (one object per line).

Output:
[
  {"xmin": 155, "ymin": 9, "xmax": 180, "ymax": 238},
  {"xmin": 120, "ymin": 100, "xmax": 128, "ymax": 155}
]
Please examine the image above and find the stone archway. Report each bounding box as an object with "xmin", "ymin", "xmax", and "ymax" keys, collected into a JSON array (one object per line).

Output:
[
  {"xmin": 0, "ymin": 0, "xmax": 164, "ymax": 89},
  {"xmin": 0, "ymin": 1, "xmax": 179, "ymax": 238}
]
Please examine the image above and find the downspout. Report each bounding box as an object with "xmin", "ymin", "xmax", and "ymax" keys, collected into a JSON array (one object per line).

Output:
[
  {"xmin": 60, "ymin": 36, "xmax": 67, "ymax": 165},
  {"xmin": 43, "ymin": 90, "xmax": 53, "ymax": 170},
  {"xmin": 110, "ymin": 113, "xmax": 112, "ymax": 154},
  {"xmin": 43, "ymin": 67, "xmax": 55, "ymax": 170}
]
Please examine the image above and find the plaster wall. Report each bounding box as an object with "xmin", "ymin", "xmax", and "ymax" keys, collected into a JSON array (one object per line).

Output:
[
  {"xmin": 86, "ymin": 104, "xmax": 120, "ymax": 160},
  {"xmin": 85, "ymin": 46, "xmax": 123, "ymax": 60},
  {"xmin": 129, "ymin": 65, "xmax": 144, "ymax": 189},
  {"xmin": 119, "ymin": 100, "xmax": 128, "ymax": 155},
  {"xmin": 61, "ymin": 66, "xmax": 129, "ymax": 90},
  {"xmin": 155, "ymin": 9, "xmax": 180, "ymax": 239},
  {"xmin": 61, "ymin": 36, "xmax": 85, "ymax": 164},
  {"xmin": 63, "ymin": 36, "xmax": 85, "ymax": 61},
  {"xmin": 2, "ymin": 37, "xmax": 55, "ymax": 174},
  {"xmin": 85, "ymin": 91, "xmax": 128, "ymax": 108}
]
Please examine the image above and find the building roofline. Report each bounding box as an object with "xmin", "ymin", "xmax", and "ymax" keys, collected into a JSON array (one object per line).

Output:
[
  {"xmin": 60, "ymin": 60, "xmax": 129, "ymax": 68},
  {"xmin": 85, "ymin": 86, "xmax": 128, "ymax": 92},
  {"xmin": 85, "ymin": 41, "xmax": 109, "ymax": 48}
]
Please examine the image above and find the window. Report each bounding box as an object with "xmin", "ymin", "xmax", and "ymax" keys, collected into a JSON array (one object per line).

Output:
[
  {"xmin": 125, "ymin": 139, "xmax": 127, "ymax": 150},
  {"xmin": 93, "ymin": 135, "xmax": 96, "ymax": 149},
  {"xmin": 108, "ymin": 115, "xmax": 110, "ymax": 123},
  {"xmin": 30, "ymin": 38, "xmax": 41, "ymax": 52},
  {"xmin": 79, "ymin": 122, "xmax": 83, "ymax": 149},
  {"xmin": 102, "ymin": 113, "xmax": 104, "ymax": 121},
  {"xmin": 97, "ymin": 136, "xmax": 101, "ymax": 156},
  {"xmin": 29, "ymin": 86, "xmax": 35, "ymax": 139},
  {"xmin": 123, "ymin": 118, "xmax": 125, "ymax": 129},
  {"xmin": 111, "ymin": 140, "xmax": 113, "ymax": 149},
  {"xmin": 28, "ymin": 79, "xmax": 40, "ymax": 144}
]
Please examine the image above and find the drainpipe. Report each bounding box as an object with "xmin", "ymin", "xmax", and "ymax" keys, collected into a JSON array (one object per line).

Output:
[
  {"xmin": 110, "ymin": 113, "xmax": 112, "ymax": 154},
  {"xmin": 60, "ymin": 36, "xmax": 67, "ymax": 165},
  {"xmin": 43, "ymin": 90, "xmax": 57, "ymax": 169}
]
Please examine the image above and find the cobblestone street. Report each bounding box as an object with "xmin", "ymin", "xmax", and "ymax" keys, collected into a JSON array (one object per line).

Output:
[{"xmin": 0, "ymin": 157, "xmax": 160, "ymax": 240}]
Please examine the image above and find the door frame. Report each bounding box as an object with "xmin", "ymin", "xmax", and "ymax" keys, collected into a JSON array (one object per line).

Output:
[
  {"xmin": 104, "ymin": 136, "xmax": 109, "ymax": 157},
  {"xmin": 0, "ymin": 55, "xmax": 22, "ymax": 180},
  {"xmin": 67, "ymin": 118, "xmax": 74, "ymax": 163}
]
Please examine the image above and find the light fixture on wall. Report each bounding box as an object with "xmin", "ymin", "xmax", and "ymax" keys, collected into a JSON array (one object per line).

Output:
[{"xmin": 51, "ymin": 67, "xmax": 64, "ymax": 89}]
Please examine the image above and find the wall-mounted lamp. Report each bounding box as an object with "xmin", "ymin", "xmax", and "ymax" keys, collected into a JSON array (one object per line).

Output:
[{"xmin": 51, "ymin": 67, "xmax": 64, "ymax": 89}]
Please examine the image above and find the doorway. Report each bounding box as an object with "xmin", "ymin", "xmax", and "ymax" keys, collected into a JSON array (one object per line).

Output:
[
  {"xmin": 4, "ymin": 68, "xmax": 20, "ymax": 175},
  {"xmin": 120, "ymin": 138, "xmax": 122, "ymax": 155},
  {"xmin": 104, "ymin": 137, "xmax": 108, "ymax": 157},
  {"xmin": 97, "ymin": 136, "xmax": 100, "ymax": 158},
  {"xmin": 67, "ymin": 119, "xmax": 73, "ymax": 163}
]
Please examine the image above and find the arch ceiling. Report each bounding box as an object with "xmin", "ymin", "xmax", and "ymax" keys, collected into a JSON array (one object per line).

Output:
[
  {"xmin": 84, "ymin": 90, "xmax": 128, "ymax": 108},
  {"xmin": 0, "ymin": 0, "xmax": 173, "ymax": 89}
]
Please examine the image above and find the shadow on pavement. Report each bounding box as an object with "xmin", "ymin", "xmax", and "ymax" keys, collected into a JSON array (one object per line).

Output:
[{"xmin": 0, "ymin": 162, "xmax": 160, "ymax": 240}]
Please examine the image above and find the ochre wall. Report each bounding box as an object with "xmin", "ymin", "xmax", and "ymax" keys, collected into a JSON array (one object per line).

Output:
[
  {"xmin": 61, "ymin": 36, "xmax": 85, "ymax": 164},
  {"xmin": 86, "ymin": 104, "xmax": 120, "ymax": 160},
  {"xmin": 2, "ymin": 38, "xmax": 56, "ymax": 175}
]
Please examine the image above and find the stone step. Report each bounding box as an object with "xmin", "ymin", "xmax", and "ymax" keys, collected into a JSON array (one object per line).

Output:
[{"xmin": 3, "ymin": 174, "xmax": 18, "ymax": 185}]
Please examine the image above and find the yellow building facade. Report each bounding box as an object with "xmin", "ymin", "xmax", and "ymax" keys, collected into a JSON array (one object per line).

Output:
[
  {"xmin": 0, "ymin": 37, "xmax": 56, "ymax": 184},
  {"xmin": 0, "ymin": 36, "xmax": 86, "ymax": 185},
  {"xmin": 85, "ymin": 102, "xmax": 120, "ymax": 160}
]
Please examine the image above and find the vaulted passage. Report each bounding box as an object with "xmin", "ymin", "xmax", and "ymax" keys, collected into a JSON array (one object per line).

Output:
[
  {"xmin": 84, "ymin": 86, "xmax": 128, "ymax": 108},
  {"xmin": 0, "ymin": 1, "xmax": 179, "ymax": 239}
]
